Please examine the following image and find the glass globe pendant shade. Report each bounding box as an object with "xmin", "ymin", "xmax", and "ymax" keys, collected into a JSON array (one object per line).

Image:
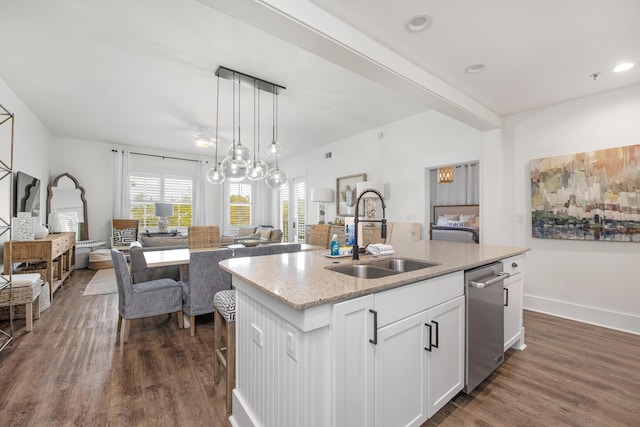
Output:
[
  {"xmin": 265, "ymin": 167, "xmax": 288, "ymax": 190},
  {"xmin": 266, "ymin": 140, "xmax": 281, "ymax": 157},
  {"xmin": 246, "ymin": 159, "xmax": 268, "ymax": 181},
  {"xmin": 226, "ymin": 140, "xmax": 253, "ymax": 163},
  {"xmin": 206, "ymin": 166, "xmax": 226, "ymax": 184},
  {"xmin": 221, "ymin": 156, "xmax": 248, "ymax": 182}
]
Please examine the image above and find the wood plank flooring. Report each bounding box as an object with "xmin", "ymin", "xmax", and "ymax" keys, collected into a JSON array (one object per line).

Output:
[{"xmin": 1, "ymin": 269, "xmax": 639, "ymax": 426}]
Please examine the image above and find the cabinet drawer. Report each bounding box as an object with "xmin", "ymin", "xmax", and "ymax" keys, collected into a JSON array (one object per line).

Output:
[
  {"xmin": 375, "ymin": 271, "xmax": 464, "ymax": 328},
  {"xmin": 502, "ymin": 254, "xmax": 524, "ymax": 276}
]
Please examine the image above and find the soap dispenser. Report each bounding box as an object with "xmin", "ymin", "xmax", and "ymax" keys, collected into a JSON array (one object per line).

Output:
[{"xmin": 330, "ymin": 234, "xmax": 340, "ymax": 256}]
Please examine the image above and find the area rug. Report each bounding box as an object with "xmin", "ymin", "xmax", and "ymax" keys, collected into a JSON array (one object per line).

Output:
[{"xmin": 83, "ymin": 268, "xmax": 118, "ymax": 296}]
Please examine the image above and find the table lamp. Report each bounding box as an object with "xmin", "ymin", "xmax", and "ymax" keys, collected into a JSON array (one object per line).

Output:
[
  {"xmin": 310, "ymin": 188, "xmax": 334, "ymax": 224},
  {"xmin": 154, "ymin": 203, "xmax": 173, "ymax": 233}
]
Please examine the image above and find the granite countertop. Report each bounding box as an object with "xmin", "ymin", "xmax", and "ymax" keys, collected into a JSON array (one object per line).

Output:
[{"xmin": 219, "ymin": 240, "xmax": 530, "ymax": 310}]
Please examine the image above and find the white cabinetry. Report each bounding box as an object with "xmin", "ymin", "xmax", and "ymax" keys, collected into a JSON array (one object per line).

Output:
[
  {"xmin": 332, "ymin": 272, "xmax": 465, "ymax": 427},
  {"xmin": 332, "ymin": 294, "xmax": 375, "ymax": 427},
  {"xmin": 502, "ymin": 255, "xmax": 526, "ymax": 351},
  {"xmin": 426, "ymin": 296, "xmax": 465, "ymax": 417}
]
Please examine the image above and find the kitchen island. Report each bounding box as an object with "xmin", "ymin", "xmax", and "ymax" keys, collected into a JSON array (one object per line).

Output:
[{"xmin": 220, "ymin": 240, "xmax": 529, "ymax": 427}]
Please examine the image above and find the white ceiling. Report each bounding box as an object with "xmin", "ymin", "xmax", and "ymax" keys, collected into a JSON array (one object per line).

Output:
[
  {"xmin": 310, "ymin": 0, "xmax": 640, "ymax": 116},
  {"xmin": 1, "ymin": 0, "xmax": 639, "ymax": 159}
]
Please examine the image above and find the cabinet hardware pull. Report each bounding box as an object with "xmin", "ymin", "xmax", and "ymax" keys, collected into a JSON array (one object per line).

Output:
[
  {"xmin": 504, "ymin": 288, "xmax": 509, "ymax": 307},
  {"xmin": 431, "ymin": 321, "xmax": 439, "ymax": 348},
  {"xmin": 369, "ymin": 309, "xmax": 377, "ymax": 345},
  {"xmin": 424, "ymin": 323, "xmax": 432, "ymax": 352}
]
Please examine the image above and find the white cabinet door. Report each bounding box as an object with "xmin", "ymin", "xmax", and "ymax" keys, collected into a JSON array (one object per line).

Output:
[
  {"xmin": 426, "ymin": 295, "xmax": 465, "ymax": 417},
  {"xmin": 503, "ymin": 273, "xmax": 524, "ymax": 351},
  {"xmin": 375, "ymin": 311, "xmax": 429, "ymax": 427},
  {"xmin": 332, "ymin": 294, "xmax": 375, "ymax": 427}
]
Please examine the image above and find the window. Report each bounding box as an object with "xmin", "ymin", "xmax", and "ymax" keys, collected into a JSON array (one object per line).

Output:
[
  {"xmin": 130, "ymin": 174, "xmax": 193, "ymax": 228},
  {"xmin": 228, "ymin": 183, "xmax": 252, "ymax": 226},
  {"xmin": 279, "ymin": 185, "xmax": 289, "ymax": 242},
  {"xmin": 279, "ymin": 178, "xmax": 306, "ymax": 243}
]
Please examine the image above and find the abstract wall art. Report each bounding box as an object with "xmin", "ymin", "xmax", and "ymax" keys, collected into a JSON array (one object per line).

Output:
[{"xmin": 531, "ymin": 144, "xmax": 640, "ymax": 241}]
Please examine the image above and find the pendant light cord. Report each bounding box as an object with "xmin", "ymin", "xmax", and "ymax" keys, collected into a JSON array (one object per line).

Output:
[
  {"xmin": 214, "ymin": 74, "xmax": 220, "ymax": 166},
  {"xmin": 232, "ymin": 72, "xmax": 236, "ymax": 150},
  {"xmin": 237, "ymin": 73, "xmax": 242, "ymax": 147}
]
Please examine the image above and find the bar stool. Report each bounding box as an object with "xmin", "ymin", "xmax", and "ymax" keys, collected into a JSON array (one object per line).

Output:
[{"xmin": 214, "ymin": 289, "xmax": 236, "ymax": 414}]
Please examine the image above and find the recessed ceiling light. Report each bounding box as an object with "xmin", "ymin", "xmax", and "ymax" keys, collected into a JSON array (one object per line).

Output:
[
  {"xmin": 465, "ymin": 63, "xmax": 486, "ymax": 74},
  {"xmin": 613, "ymin": 62, "xmax": 634, "ymax": 73},
  {"xmin": 405, "ymin": 14, "xmax": 432, "ymax": 32}
]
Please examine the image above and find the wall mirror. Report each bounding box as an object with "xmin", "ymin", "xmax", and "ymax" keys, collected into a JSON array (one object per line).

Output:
[{"xmin": 47, "ymin": 172, "xmax": 88, "ymax": 241}]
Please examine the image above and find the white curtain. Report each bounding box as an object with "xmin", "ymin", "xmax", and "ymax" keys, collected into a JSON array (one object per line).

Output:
[
  {"xmin": 432, "ymin": 162, "xmax": 479, "ymax": 206},
  {"xmin": 192, "ymin": 160, "xmax": 207, "ymax": 225},
  {"xmin": 466, "ymin": 163, "xmax": 479, "ymax": 204},
  {"xmin": 112, "ymin": 150, "xmax": 131, "ymax": 218}
]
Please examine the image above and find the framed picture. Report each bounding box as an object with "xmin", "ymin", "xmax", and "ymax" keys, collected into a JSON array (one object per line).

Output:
[
  {"xmin": 531, "ymin": 144, "xmax": 640, "ymax": 241},
  {"xmin": 336, "ymin": 173, "xmax": 367, "ymax": 216}
]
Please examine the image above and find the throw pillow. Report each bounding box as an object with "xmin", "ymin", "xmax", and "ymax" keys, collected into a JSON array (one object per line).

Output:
[
  {"xmin": 437, "ymin": 214, "xmax": 459, "ymax": 226},
  {"xmin": 238, "ymin": 226, "xmax": 257, "ymax": 238},
  {"xmin": 256, "ymin": 227, "xmax": 272, "ymax": 240},
  {"xmin": 113, "ymin": 228, "xmax": 136, "ymax": 245},
  {"xmin": 447, "ymin": 220, "xmax": 466, "ymax": 227}
]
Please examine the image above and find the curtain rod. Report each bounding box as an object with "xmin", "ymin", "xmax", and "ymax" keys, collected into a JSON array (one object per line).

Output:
[{"xmin": 112, "ymin": 149, "xmax": 207, "ymax": 164}]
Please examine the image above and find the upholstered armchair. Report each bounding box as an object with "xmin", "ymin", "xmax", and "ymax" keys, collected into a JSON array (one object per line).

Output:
[
  {"xmin": 110, "ymin": 249, "xmax": 184, "ymax": 343},
  {"xmin": 180, "ymin": 249, "xmax": 234, "ymax": 336}
]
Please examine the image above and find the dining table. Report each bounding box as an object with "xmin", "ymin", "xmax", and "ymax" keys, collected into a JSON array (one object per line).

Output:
[{"xmin": 143, "ymin": 243, "xmax": 320, "ymax": 270}]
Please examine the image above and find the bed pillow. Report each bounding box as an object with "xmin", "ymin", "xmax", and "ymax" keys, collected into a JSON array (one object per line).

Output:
[
  {"xmin": 437, "ymin": 214, "xmax": 459, "ymax": 226},
  {"xmin": 460, "ymin": 214, "xmax": 477, "ymax": 227}
]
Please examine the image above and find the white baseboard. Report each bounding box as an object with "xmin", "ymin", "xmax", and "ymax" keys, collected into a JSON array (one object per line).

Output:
[{"xmin": 524, "ymin": 295, "xmax": 640, "ymax": 335}]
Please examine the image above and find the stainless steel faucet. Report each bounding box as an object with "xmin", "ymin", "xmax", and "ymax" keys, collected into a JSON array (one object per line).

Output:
[{"xmin": 352, "ymin": 188, "xmax": 387, "ymax": 260}]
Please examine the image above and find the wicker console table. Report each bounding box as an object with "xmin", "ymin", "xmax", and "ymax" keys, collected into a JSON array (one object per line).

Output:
[{"xmin": 3, "ymin": 232, "xmax": 76, "ymax": 301}]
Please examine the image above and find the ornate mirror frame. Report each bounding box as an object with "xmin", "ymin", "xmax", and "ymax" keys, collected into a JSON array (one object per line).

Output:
[{"xmin": 47, "ymin": 172, "xmax": 89, "ymax": 241}]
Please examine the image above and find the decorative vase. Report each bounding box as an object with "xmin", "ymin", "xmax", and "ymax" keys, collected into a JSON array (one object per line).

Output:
[{"xmin": 34, "ymin": 223, "xmax": 51, "ymax": 239}]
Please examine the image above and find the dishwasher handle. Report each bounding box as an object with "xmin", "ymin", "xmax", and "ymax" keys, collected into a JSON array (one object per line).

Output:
[{"xmin": 469, "ymin": 272, "xmax": 510, "ymax": 288}]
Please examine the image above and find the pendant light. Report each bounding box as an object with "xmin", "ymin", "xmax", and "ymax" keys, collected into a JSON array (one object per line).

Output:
[
  {"xmin": 266, "ymin": 89, "xmax": 281, "ymax": 157},
  {"xmin": 247, "ymin": 81, "xmax": 268, "ymax": 181},
  {"xmin": 221, "ymin": 72, "xmax": 249, "ymax": 182},
  {"xmin": 265, "ymin": 155, "xmax": 288, "ymax": 190},
  {"xmin": 226, "ymin": 72, "xmax": 253, "ymax": 163},
  {"xmin": 207, "ymin": 74, "xmax": 226, "ymax": 184},
  {"xmin": 265, "ymin": 89, "xmax": 287, "ymax": 189}
]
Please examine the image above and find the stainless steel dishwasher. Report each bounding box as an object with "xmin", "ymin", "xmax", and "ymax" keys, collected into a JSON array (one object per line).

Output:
[{"xmin": 464, "ymin": 262, "xmax": 510, "ymax": 393}]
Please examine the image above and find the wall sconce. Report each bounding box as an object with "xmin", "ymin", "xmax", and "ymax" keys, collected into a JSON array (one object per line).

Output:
[
  {"xmin": 310, "ymin": 188, "xmax": 334, "ymax": 224},
  {"xmin": 154, "ymin": 203, "xmax": 173, "ymax": 233},
  {"xmin": 356, "ymin": 181, "xmax": 385, "ymax": 221},
  {"xmin": 438, "ymin": 166, "xmax": 454, "ymax": 184}
]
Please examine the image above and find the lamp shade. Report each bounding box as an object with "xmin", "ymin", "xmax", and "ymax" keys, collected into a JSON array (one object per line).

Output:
[
  {"xmin": 356, "ymin": 181, "xmax": 384, "ymax": 199},
  {"xmin": 310, "ymin": 188, "xmax": 334, "ymax": 203},
  {"xmin": 154, "ymin": 203, "xmax": 173, "ymax": 218}
]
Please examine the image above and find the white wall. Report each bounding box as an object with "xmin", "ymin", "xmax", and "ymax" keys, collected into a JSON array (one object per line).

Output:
[
  {"xmin": 0, "ymin": 77, "xmax": 51, "ymax": 261},
  {"xmin": 279, "ymin": 109, "xmax": 486, "ymax": 239},
  {"xmin": 504, "ymin": 83, "xmax": 640, "ymax": 334}
]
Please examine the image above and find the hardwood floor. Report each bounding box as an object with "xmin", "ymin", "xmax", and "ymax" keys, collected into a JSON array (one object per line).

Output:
[{"xmin": 1, "ymin": 269, "xmax": 639, "ymax": 426}]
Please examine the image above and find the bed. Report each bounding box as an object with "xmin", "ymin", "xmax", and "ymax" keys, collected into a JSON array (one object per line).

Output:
[{"xmin": 430, "ymin": 204, "xmax": 480, "ymax": 243}]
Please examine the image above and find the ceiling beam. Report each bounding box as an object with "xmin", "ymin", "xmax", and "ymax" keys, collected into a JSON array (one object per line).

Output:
[{"xmin": 198, "ymin": 0, "xmax": 503, "ymax": 131}]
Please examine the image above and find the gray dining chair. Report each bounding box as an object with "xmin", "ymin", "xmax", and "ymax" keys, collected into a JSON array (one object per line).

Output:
[
  {"xmin": 110, "ymin": 249, "xmax": 184, "ymax": 343},
  {"xmin": 180, "ymin": 249, "xmax": 234, "ymax": 336}
]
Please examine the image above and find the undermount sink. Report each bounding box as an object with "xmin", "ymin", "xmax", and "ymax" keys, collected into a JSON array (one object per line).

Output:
[
  {"xmin": 329, "ymin": 258, "xmax": 440, "ymax": 279},
  {"xmin": 330, "ymin": 264, "xmax": 401, "ymax": 279},
  {"xmin": 370, "ymin": 258, "xmax": 440, "ymax": 272}
]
